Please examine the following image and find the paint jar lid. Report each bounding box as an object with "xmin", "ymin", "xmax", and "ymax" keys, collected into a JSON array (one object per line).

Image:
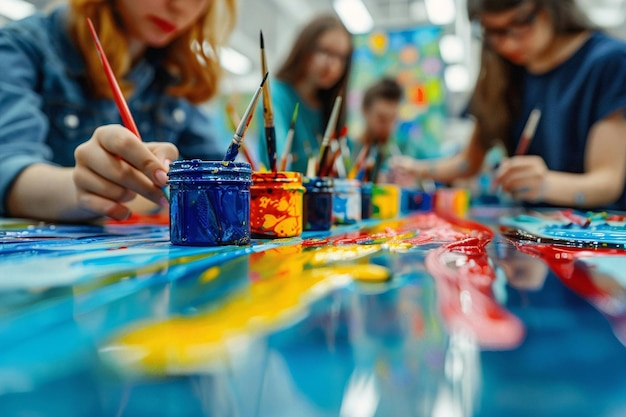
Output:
[
  {"xmin": 168, "ymin": 159, "xmax": 252, "ymax": 184},
  {"xmin": 332, "ymin": 178, "xmax": 361, "ymax": 192},
  {"xmin": 303, "ymin": 176, "xmax": 333, "ymax": 192},
  {"xmin": 252, "ymin": 171, "xmax": 303, "ymax": 184}
]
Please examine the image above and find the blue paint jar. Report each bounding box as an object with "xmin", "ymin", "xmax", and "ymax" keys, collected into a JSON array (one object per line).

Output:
[
  {"xmin": 168, "ymin": 160, "xmax": 252, "ymax": 246},
  {"xmin": 401, "ymin": 188, "xmax": 433, "ymax": 213},
  {"xmin": 303, "ymin": 176, "xmax": 334, "ymax": 231},
  {"xmin": 361, "ymin": 181, "xmax": 373, "ymax": 220},
  {"xmin": 332, "ymin": 178, "xmax": 362, "ymax": 225}
]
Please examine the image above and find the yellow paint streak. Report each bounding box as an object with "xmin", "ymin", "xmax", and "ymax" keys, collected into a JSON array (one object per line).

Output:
[
  {"xmin": 107, "ymin": 244, "xmax": 390, "ymax": 374},
  {"xmin": 199, "ymin": 266, "xmax": 221, "ymax": 283}
]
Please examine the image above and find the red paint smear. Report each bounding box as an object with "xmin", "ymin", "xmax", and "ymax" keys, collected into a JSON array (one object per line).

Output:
[
  {"xmin": 514, "ymin": 243, "xmax": 620, "ymax": 305},
  {"xmin": 258, "ymin": 212, "xmax": 523, "ymax": 348},
  {"xmin": 300, "ymin": 213, "xmax": 493, "ymax": 249},
  {"xmin": 512, "ymin": 242, "xmax": 626, "ymax": 346},
  {"xmin": 425, "ymin": 222, "xmax": 525, "ymax": 349},
  {"xmin": 106, "ymin": 212, "xmax": 169, "ymax": 225},
  {"xmin": 303, "ymin": 213, "xmax": 522, "ymax": 348}
]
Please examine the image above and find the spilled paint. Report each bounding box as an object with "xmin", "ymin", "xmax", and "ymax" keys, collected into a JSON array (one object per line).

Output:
[{"xmin": 102, "ymin": 213, "xmax": 518, "ymax": 373}]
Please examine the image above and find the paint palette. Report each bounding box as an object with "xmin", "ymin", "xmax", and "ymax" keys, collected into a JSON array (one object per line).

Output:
[{"xmin": 500, "ymin": 209, "xmax": 626, "ymax": 248}]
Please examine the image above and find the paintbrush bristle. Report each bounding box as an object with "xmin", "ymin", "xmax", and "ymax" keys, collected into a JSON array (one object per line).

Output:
[
  {"xmin": 290, "ymin": 102, "xmax": 300, "ymax": 127},
  {"xmin": 260, "ymin": 30, "xmax": 264, "ymax": 49}
]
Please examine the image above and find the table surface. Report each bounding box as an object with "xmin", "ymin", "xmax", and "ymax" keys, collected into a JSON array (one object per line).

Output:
[{"xmin": 1, "ymin": 207, "xmax": 626, "ymax": 417}]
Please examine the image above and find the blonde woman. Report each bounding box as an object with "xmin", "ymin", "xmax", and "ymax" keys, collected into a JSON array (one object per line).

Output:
[{"xmin": 0, "ymin": 0, "xmax": 236, "ymax": 221}]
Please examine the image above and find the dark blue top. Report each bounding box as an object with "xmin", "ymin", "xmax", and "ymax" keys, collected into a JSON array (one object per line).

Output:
[
  {"xmin": 512, "ymin": 31, "xmax": 626, "ymax": 211},
  {"xmin": 0, "ymin": 7, "xmax": 223, "ymax": 216}
]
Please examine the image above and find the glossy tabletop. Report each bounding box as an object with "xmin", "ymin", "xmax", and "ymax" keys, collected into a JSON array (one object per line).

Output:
[{"xmin": 1, "ymin": 207, "xmax": 625, "ymax": 417}]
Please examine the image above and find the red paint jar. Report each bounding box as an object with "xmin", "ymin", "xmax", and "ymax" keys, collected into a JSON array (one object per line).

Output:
[{"xmin": 250, "ymin": 172, "xmax": 305, "ymax": 238}]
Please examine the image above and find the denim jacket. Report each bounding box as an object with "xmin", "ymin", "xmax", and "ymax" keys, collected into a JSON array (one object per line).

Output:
[{"xmin": 0, "ymin": 7, "xmax": 223, "ymax": 215}]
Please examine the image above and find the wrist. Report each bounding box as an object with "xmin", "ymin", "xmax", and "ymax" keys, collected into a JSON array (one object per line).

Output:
[
  {"xmin": 533, "ymin": 172, "xmax": 551, "ymax": 203},
  {"xmin": 414, "ymin": 162, "xmax": 434, "ymax": 179}
]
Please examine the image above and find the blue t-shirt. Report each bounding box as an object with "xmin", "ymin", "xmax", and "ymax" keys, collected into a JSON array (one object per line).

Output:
[
  {"xmin": 257, "ymin": 79, "xmax": 322, "ymax": 174},
  {"xmin": 0, "ymin": 7, "xmax": 223, "ymax": 216},
  {"xmin": 512, "ymin": 31, "xmax": 626, "ymax": 211}
]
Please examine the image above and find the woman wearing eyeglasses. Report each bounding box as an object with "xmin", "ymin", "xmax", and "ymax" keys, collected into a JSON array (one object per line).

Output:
[
  {"xmin": 390, "ymin": 0, "xmax": 626, "ymax": 210},
  {"xmin": 258, "ymin": 13, "xmax": 353, "ymax": 174}
]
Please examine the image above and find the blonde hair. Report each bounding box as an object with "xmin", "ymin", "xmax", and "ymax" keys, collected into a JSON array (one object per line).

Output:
[{"xmin": 68, "ymin": 0, "xmax": 237, "ymax": 104}]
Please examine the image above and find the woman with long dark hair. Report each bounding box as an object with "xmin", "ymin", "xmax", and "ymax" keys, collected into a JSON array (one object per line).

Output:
[
  {"xmin": 392, "ymin": 0, "xmax": 626, "ymax": 210},
  {"xmin": 263, "ymin": 13, "xmax": 353, "ymax": 173}
]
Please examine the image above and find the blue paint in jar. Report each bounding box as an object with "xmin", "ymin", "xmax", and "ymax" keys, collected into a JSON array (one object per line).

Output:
[
  {"xmin": 361, "ymin": 182, "xmax": 373, "ymax": 220},
  {"xmin": 303, "ymin": 176, "xmax": 334, "ymax": 231},
  {"xmin": 168, "ymin": 159, "xmax": 252, "ymax": 246}
]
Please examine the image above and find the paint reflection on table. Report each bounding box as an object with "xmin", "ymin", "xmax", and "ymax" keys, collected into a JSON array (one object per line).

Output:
[{"xmin": 1, "ymin": 209, "xmax": 626, "ymax": 417}]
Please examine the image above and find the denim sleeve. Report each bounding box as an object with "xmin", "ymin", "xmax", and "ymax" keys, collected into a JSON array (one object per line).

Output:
[
  {"xmin": 0, "ymin": 29, "xmax": 52, "ymax": 216},
  {"xmin": 176, "ymin": 104, "xmax": 225, "ymax": 161}
]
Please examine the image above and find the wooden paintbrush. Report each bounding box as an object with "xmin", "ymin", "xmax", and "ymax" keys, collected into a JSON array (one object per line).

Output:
[
  {"xmin": 321, "ymin": 125, "xmax": 347, "ymax": 177},
  {"xmin": 348, "ymin": 143, "xmax": 371, "ymax": 180},
  {"xmin": 278, "ymin": 102, "xmax": 299, "ymax": 171},
  {"xmin": 86, "ymin": 18, "xmax": 169, "ymax": 200},
  {"xmin": 86, "ymin": 18, "xmax": 141, "ymax": 139},
  {"xmin": 259, "ymin": 31, "xmax": 277, "ymax": 172},
  {"xmin": 316, "ymin": 95, "xmax": 342, "ymax": 177},
  {"xmin": 223, "ymin": 73, "xmax": 268, "ymax": 162},
  {"xmin": 367, "ymin": 144, "xmax": 385, "ymax": 184},
  {"xmin": 515, "ymin": 108, "xmax": 542, "ymax": 155},
  {"xmin": 225, "ymin": 102, "xmax": 256, "ymax": 170}
]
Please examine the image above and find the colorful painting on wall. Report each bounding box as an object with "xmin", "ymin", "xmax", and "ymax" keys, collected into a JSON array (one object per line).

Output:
[{"xmin": 348, "ymin": 26, "xmax": 446, "ymax": 159}]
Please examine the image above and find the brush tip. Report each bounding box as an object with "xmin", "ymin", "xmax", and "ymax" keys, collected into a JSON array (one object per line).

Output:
[
  {"xmin": 260, "ymin": 30, "xmax": 264, "ymax": 48},
  {"xmin": 261, "ymin": 72, "xmax": 269, "ymax": 86},
  {"xmin": 340, "ymin": 125, "xmax": 347, "ymax": 136},
  {"xmin": 290, "ymin": 102, "xmax": 300, "ymax": 124},
  {"xmin": 86, "ymin": 17, "xmax": 96, "ymax": 37}
]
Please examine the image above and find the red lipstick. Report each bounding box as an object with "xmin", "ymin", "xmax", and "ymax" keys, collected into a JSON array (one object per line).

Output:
[{"xmin": 149, "ymin": 16, "xmax": 176, "ymax": 34}]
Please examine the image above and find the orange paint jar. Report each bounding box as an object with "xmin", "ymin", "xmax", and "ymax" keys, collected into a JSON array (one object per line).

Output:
[{"xmin": 250, "ymin": 172, "xmax": 305, "ymax": 238}]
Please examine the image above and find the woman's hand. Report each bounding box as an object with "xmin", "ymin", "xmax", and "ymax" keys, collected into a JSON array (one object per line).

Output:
[
  {"xmin": 73, "ymin": 124, "xmax": 178, "ymax": 220},
  {"xmin": 494, "ymin": 155, "xmax": 548, "ymax": 202}
]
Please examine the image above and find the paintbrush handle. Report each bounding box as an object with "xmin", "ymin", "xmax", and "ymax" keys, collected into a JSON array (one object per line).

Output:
[
  {"xmin": 86, "ymin": 18, "xmax": 141, "ymax": 140},
  {"xmin": 348, "ymin": 144, "xmax": 370, "ymax": 179},
  {"xmin": 241, "ymin": 145, "xmax": 256, "ymax": 171},
  {"xmin": 223, "ymin": 134, "xmax": 244, "ymax": 162},
  {"xmin": 279, "ymin": 128, "xmax": 295, "ymax": 171},
  {"xmin": 369, "ymin": 146, "xmax": 385, "ymax": 184},
  {"xmin": 224, "ymin": 74, "xmax": 267, "ymax": 162},
  {"xmin": 316, "ymin": 145, "xmax": 330, "ymax": 177},
  {"xmin": 317, "ymin": 96, "xmax": 342, "ymax": 162},
  {"xmin": 321, "ymin": 144, "xmax": 342, "ymax": 178},
  {"xmin": 515, "ymin": 108, "xmax": 542, "ymax": 156},
  {"xmin": 265, "ymin": 126, "xmax": 277, "ymax": 172}
]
